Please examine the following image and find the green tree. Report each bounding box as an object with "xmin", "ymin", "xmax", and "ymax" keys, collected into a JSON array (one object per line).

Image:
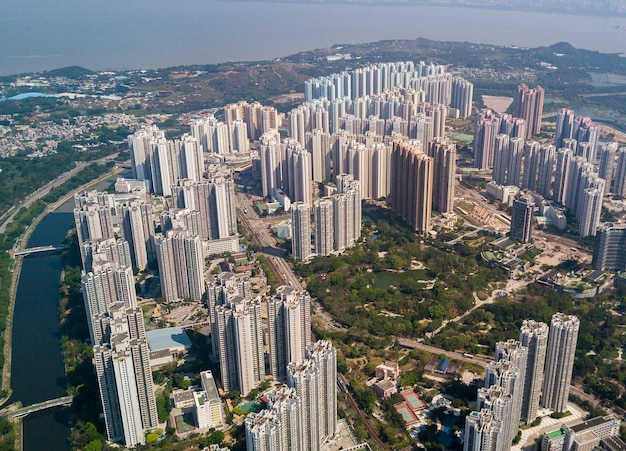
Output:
[{"xmin": 83, "ymin": 440, "xmax": 103, "ymax": 451}]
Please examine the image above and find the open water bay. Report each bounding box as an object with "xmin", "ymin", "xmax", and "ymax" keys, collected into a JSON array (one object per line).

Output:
[{"xmin": 1, "ymin": 0, "xmax": 626, "ymax": 75}]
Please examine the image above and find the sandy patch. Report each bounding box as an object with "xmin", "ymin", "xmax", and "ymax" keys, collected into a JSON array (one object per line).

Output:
[{"xmin": 482, "ymin": 95, "xmax": 514, "ymax": 113}]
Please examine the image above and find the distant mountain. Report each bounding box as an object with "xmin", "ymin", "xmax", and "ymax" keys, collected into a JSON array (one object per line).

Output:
[{"xmin": 41, "ymin": 66, "xmax": 95, "ymax": 78}]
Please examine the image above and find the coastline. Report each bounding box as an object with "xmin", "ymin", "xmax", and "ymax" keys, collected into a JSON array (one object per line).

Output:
[{"xmin": 3, "ymin": 3, "xmax": 626, "ymax": 76}]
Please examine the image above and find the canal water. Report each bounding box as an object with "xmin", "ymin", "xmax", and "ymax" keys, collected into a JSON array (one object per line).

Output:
[
  {"xmin": 8, "ymin": 175, "xmax": 120, "ymax": 450},
  {"xmin": 9, "ymin": 209, "xmax": 74, "ymax": 451}
]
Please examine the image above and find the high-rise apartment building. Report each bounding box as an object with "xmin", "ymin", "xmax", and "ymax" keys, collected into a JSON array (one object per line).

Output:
[
  {"xmin": 554, "ymin": 108, "xmax": 575, "ymax": 149},
  {"xmin": 291, "ymin": 202, "xmax": 312, "ymax": 261},
  {"xmin": 285, "ymin": 141, "xmax": 313, "ymax": 207},
  {"xmin": 492, "ymin": 134, "xmax": 510, "ymax": 186},
  {"xmin": 485, "ymin": 347, "xmax": 526, "ymax": 448},
  {"xmin": 306, "ymin": 128, "xmax": 332, "ymax": 183},
  {"xmin": 306, "ymin": 340, "xmax": 337, "ymax": 443},
  {"xmin": 267, "ymin": 286, "xmax": 312, "ymax": 381},
  {"xmin": 515, "ymin": 84, "xmax": 545, "ymax": 139},
  {"xmin": 334, "ymin": 174, "xmax": 362, "ymax": 251},
  {"xmin": 451, "ymin": 76, "xmax": 474, "ymax": 118},
  {"xmin": 206, "ymin": 271, "xmax": 251, "ymax": 357},
  {"xmin": 519, "ymin": 319, "xmax": 549, "ymax": 425},
  {"xmin": 475, "ymin": 386, "xmax": 513, "ymax": 450},
  {"xmin": 128, "ymin": 124, "xmax": 164, "ymax": 182},
  {"xmin": 314, "ymin": 198, "xmax": 334, "ymax": 257},
  {"xmin": 614, "ymin": 148, "xmax": 626, "ymax": 197},
  {"xmin": 592, "ymin": 225, "xmax": 626, "ymax": 271},
  {"xmin": 160, "ymin": 208, "xmax": 203, "ymax": 238},
  {"xmin": 429, "ymin": 138, "xmax": 456, "ymax": 214},
  {"xmin": 74, "ymin": 190, "xmax": 115, "ymax": 261},
  {"xmin": 214, "ymin": 298, "xmax": 264, "ymax": 396},
  {"xmin": 93, "ymin": 306, "xmax": 158, "ymax": 446},
  {"xmin": 555, "ymin": 148, "xmax": 574, "ymax": 205},
  {"xmin": 81, "ymin": 261, "xmax": 137, "ymax": 337},
  {"xmin": 579, "ymin": 185, "xmax": 604, "ymax": 237},
  {"xmin": 155, "ymin": 229, "xmax": 205, "ymax": 302},
  {"xmin": 464, "ymin": 409, "xmax": 506, "ymax": 451},
  {"xmin": 246, "ymin": 387, "xmax": 302, "ymax": 451},
  {"xmin": 287, "ymin": 340, "xmax": 338, "ymax": 451},
  {"xmin": 190, "ymin": 116, "xmax": 230, "ymax": 154},
  {"xmin": 81, "ymin": 237, "xmax": 132, "ymax": 274},
  {"xmin": 390, "ymin": 140, "xmax": 433, "ymax": 234},
  {"xmin": 247, "ymin": 341, "xmax": 337, "ymax": 451},
  {"xmin": 171, "ymin": 176, "xmax": 237, "ymax": 241},
  {"xmin": 522, "ymin": 140, "xmax": 540, "ymax": 191},
  {"xmin": 542, "ymin": 313, "xmax": 579, "ymax": 413},
  {"xmin": 129, "ymin": 126, "xmax": 205, "ymax": 194},
  {"xmin": 473, "ymin": 115, "xmax": 500, "ymax": 169},
  {"xmin": 224, "ymin": 101, "xmax": 280, "ymax": 141},
  {"xmin": 509, "ymin": 194, "xmax": 534, "ymax": 242},
  {"xmin": 598, "ymin": 142, "xmax": 618, "ymax": 195},
  {"xmin": 259, "ymin": 129, "xmax": 282, "ymax": 198},
  {"xmin": 116, "ymin": 198, "xmax": 155, "ymax": 271},
  {"xmin": 572, "ymin": 116, "xmax": 600, "ymax": 162},
  {"xmin": 536, "ymin": 144, "xmax": 557, "ymax": 198}
]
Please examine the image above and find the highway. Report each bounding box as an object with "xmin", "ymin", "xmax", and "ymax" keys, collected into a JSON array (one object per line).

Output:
[
  {"xmin": 0, "ymin": 153, "xmax": 119, "ymax": 235},
  {"xmin": 396, "ymin": 338, "xmax": 491, "ymax": 368}
]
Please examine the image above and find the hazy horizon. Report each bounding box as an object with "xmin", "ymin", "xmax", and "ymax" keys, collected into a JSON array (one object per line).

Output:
[{"xmin": 2, "ymin": 0, "xmax": 626, "ymax": 77}]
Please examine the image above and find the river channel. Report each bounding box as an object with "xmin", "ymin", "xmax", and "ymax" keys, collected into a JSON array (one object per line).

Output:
[{"xmin": 8, "ymin": 176, "xmax": 117, "ymax": 450}]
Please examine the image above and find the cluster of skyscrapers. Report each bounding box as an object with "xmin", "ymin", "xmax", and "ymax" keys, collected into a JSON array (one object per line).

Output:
[
  {"xmin": 465, "ymin": 313, "xmax": 580, "ymax": 451},
  {"xmin": 74, "ymin": 115, "xmax": 248, "ymax": 445},
  {"xmin": 304, "ymin": 61, "xmax": 473, "ymax": 118},
  {"xmin": 291, "ymin": 173, "xmax": 362, "ymax": 261},
  {"xmin": 206, "ymin": 273, "xmax": 338, "ymax": 450},
  {"xmin": 269, "ymin": 62, "xmax": 468, "ymax": 258},
  {"xmin": 246, "ymin": 341, "xmax": 337, "ymax": 451},
  {"xmin": 390, "ymin": 138, "xmax": 457, "ymax": 234},
  {"xmin": 479, "ymin": 100, "xmax": 626, "ymax": 238},
  {"xmin": 208, "ymin": 274, "xmax": 313, "ymax": 393},
  {"xmin": 75, "ymin": 190, "xmax": 158, "ymax": 446}
]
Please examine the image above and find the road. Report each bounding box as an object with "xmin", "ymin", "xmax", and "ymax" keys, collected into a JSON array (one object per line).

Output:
[
  {"xmin": 0, "ymin": 153, "xmax": 119, "ymax": 235},
  {"xmin": 235, "ymin": 192, "xmax": 303, "ymax": 290},
  {"xmin": 233, "ymin": 190, "xmax": 395, "ymax": 448},
  {"xmin": 397, "ymin": 338, "xmax": 490, "ymax": 368}
]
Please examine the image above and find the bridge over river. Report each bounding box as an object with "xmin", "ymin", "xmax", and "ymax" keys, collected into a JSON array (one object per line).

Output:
[
  {"xmin": 12, "ymin": 244, "xmax": 68, "ymax": 258},
  {"xmin": 0, "ymin": 395, "xmax": 73, "ymax": 419}
]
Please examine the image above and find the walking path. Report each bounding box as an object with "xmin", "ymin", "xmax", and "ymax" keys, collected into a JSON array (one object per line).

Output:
[{"xmin": 512, "ymin": 403, "xmax": 586, "ymax": 451}]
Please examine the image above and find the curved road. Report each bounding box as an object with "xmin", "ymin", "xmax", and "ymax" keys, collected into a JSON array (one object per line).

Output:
[{"xmin": 0, "ymin": 153, "xmax": 119, "ymax": 235}]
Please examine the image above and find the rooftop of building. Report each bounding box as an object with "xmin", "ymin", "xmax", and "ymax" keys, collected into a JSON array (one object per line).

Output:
[
  {"xmin": 601, "ymin": 436, "xmax": 626, "ymax": 451},
  {"xmin": 569, "ymin": 415, "xmax": 616, "ymax": 433},
  {"xmin": 146, "ymin": 327, "xmax": 192, "ymax": 351},
  {"xmin": 172, "ymin": 388, "xmax": 196, "ymax": 405},
  {"xmin": 200, "ymin": 370, "xmax": 220, "ymax": 401},
  {"xmin": 546, "ymin": 428, "xmax": 564, "ymax": 439},
  {"xmin": 373, "ymin": 378, "xmax": 396, "ymax": 391}
]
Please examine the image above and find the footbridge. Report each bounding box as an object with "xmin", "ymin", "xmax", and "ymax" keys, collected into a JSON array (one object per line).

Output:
[
  {"xmin": 0, "ymin": 395, "xmax": 73, "ymax": 419},
  {"xmin": 13, "ymin": 244, "xmax": 68, "ymax": 258}
]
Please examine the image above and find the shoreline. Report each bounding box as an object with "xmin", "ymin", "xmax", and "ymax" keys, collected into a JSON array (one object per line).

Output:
[{"xmin": 0, "ymin": 165, "xmax": 123, "ymax": 411}]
